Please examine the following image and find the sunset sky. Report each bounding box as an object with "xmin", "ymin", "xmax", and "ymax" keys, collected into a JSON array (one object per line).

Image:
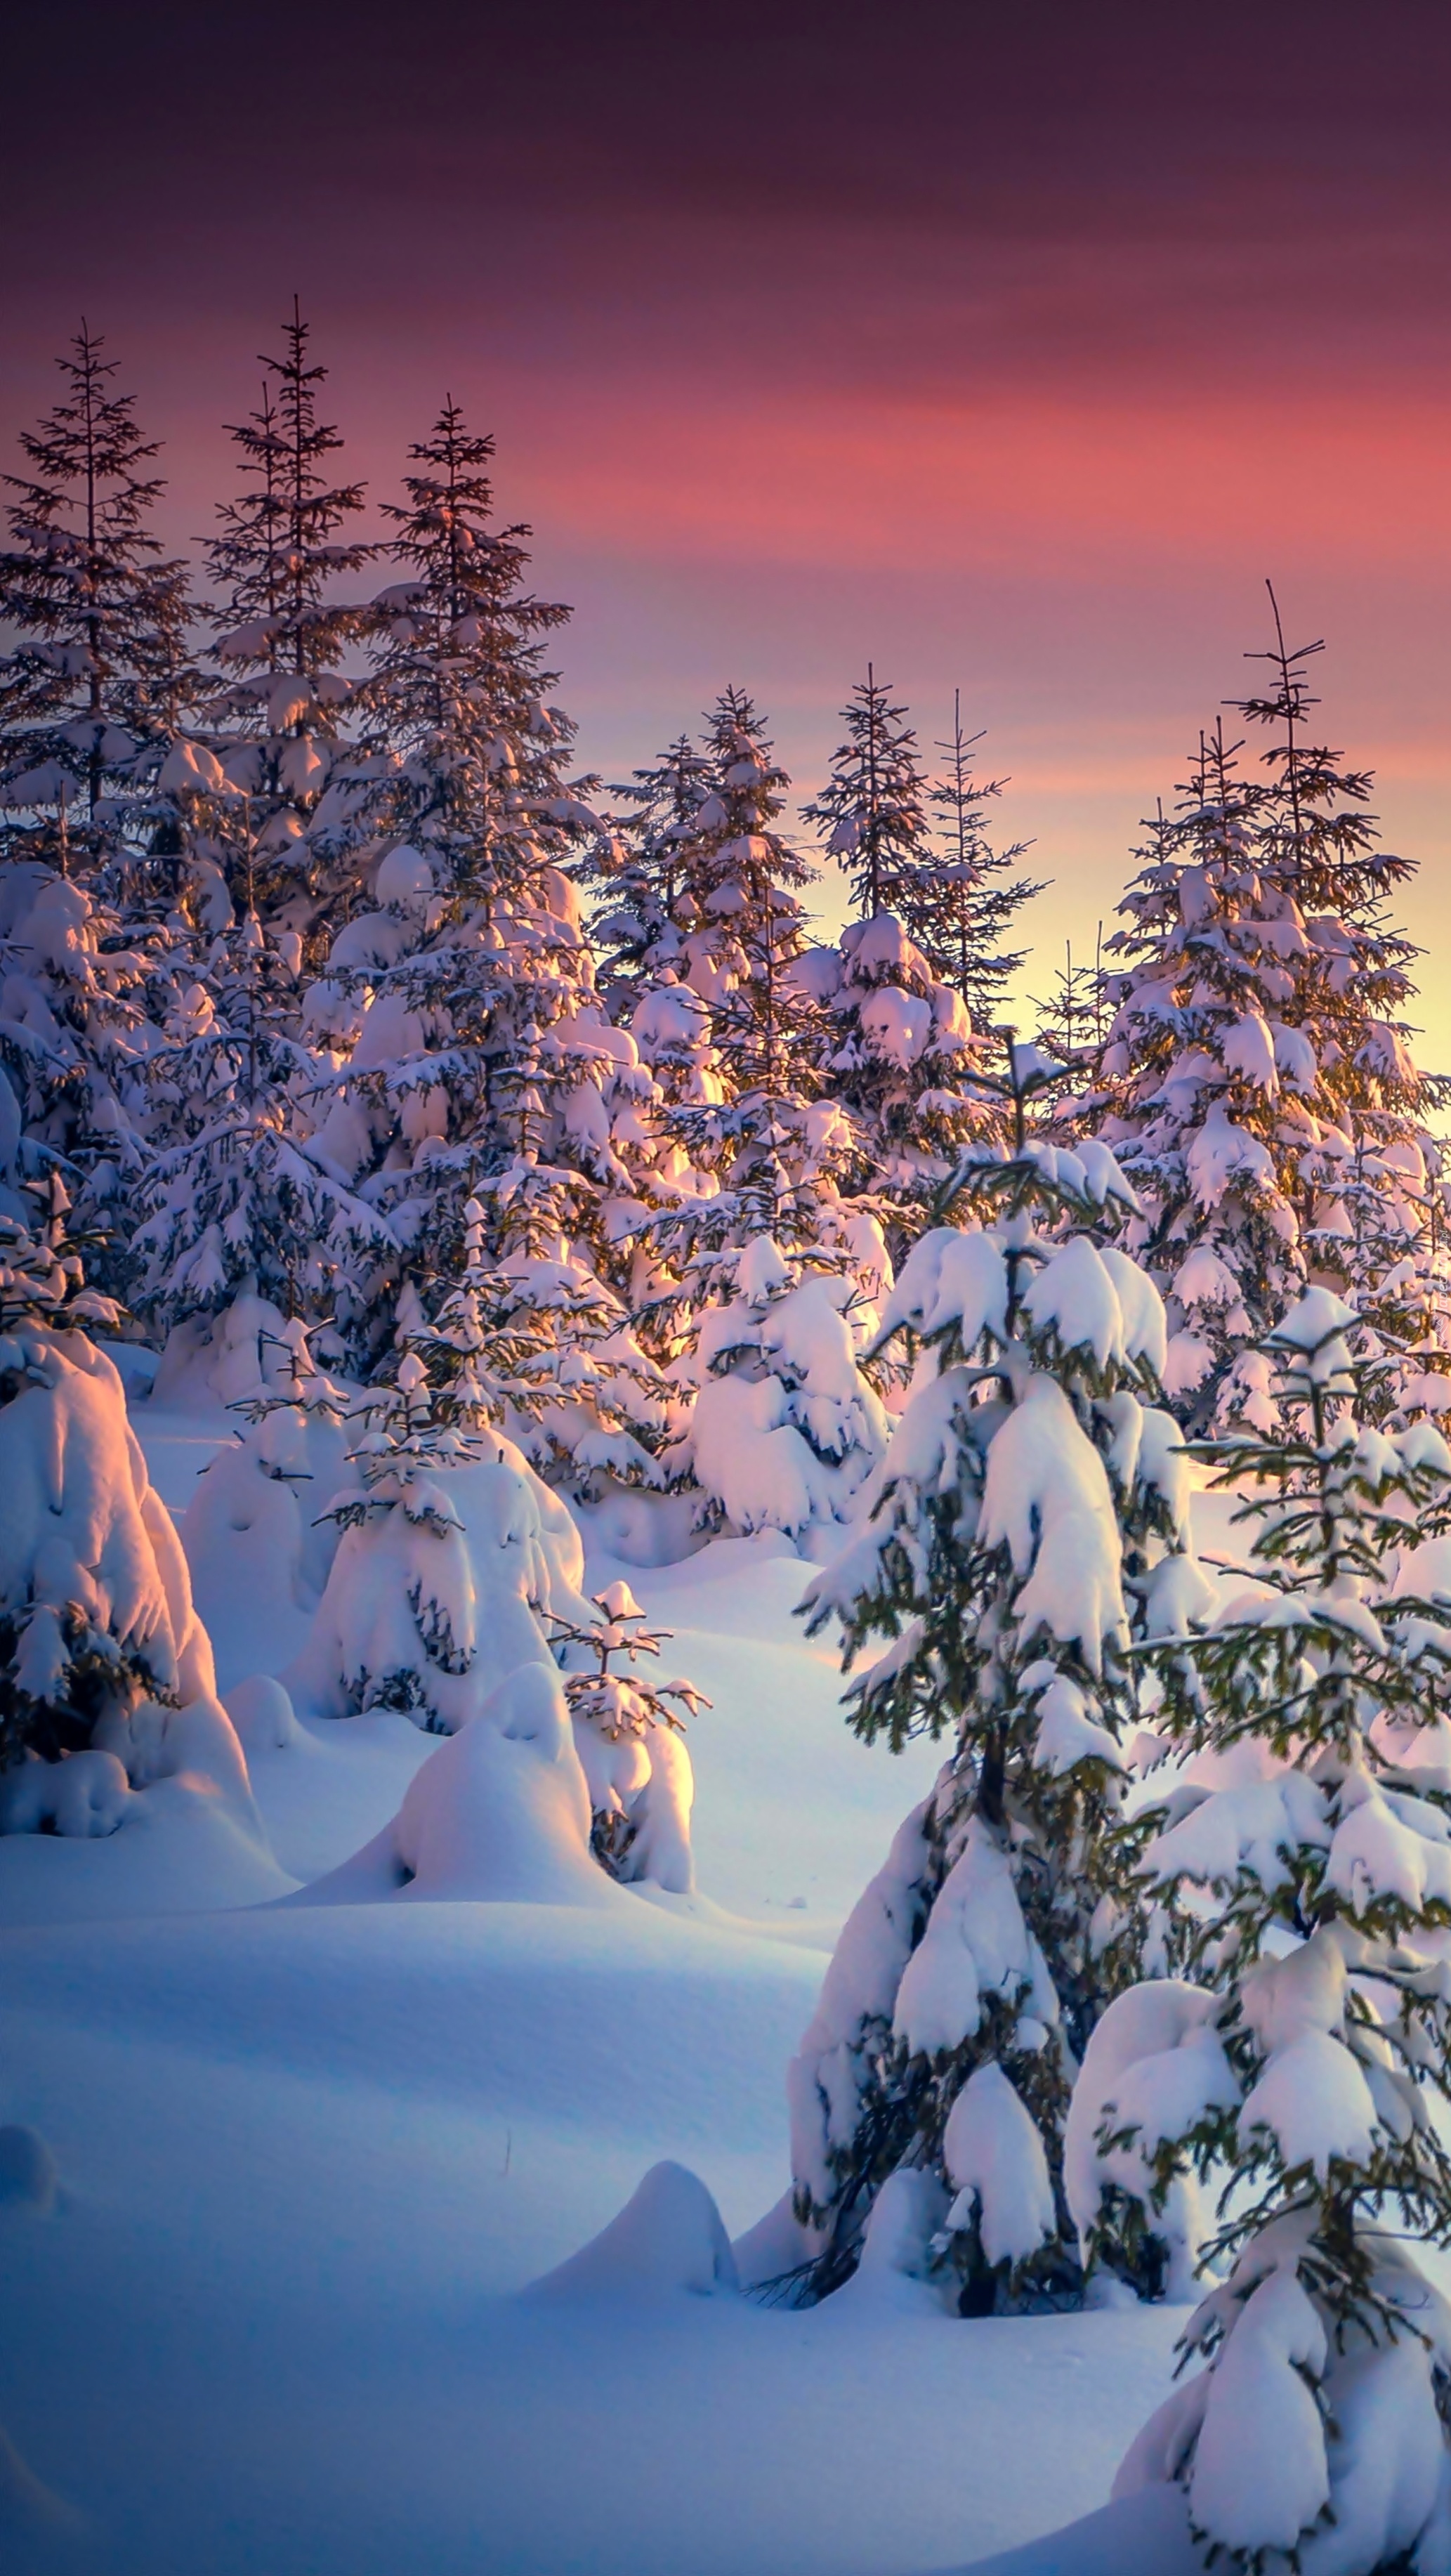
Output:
[{"xmin": 7, "ymin": 0, "xmax": 1451, "ymax": 1045}]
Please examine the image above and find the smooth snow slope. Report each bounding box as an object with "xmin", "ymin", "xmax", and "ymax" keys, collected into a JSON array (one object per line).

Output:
[
  {"xmin": 1, "ymin": 1410, "xmax": 1196, "ymax": 2576},
  {"xmin": 0, "ymin": 1899, "xmax": 1183, "ymax": 2576}
]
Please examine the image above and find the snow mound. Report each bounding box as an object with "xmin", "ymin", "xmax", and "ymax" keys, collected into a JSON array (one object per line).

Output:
[
  {"xmin": 0, "ymin": 2124, "xmax": 58, "ymax": 2214},
  {"xmin": 223, "ymin": 1673, "xmax": 303, "ymax": 1756},
  {"xmin": 527, "ymin": 2160, "xmax": 739, "ymax": 2303},
  {"xmin": 288, "ymin": 1661, "xmax": 619, "ymax": 1909}
]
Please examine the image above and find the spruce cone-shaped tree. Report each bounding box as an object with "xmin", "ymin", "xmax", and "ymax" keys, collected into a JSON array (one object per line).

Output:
[
  {"xmin": 631, "ymin": 691, "xmax": 891, "ymax": 1536},
  {"xmin": 786, "ymin": 1042, "xmax": 1209, "ymax": 2313},
  {"xmin": 917, "ymin": 691, "xmax": 1040, "ymax": 1031},
  {"xmin": 0, "ymin": 328, "xmax": 197, "ymax": 1249},
  {"xmin": 204, "ymin": 303, "xmax": 376, "ymax": 936},
  {"xmin": 801, "ymin": 665, "xmax": 933, "ymax": 924},
  {"xmin": 1087, "ymin": 624, "xmax": 1451, "ymax": 1431}
]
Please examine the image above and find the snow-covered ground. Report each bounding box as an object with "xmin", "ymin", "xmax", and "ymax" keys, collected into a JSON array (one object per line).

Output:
[{"xmin": 1, "ymin": 1401, "xmax": 1202, "ymax": 2576}]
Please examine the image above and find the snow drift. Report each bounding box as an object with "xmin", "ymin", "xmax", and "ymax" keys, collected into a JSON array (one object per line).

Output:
[{"xmin": 286, "ymin": 1661, "xmax": 621, "ymax": 1909}]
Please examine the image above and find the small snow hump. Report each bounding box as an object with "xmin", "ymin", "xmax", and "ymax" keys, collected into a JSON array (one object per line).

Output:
[
  {"xmin": 223, "ymin": 1674, "xmax": 301, "ymax": 1756},
  {"xmin": 526, "ymin": 2162, "xmax": 739, "ymax": 2304},
  {"xmin": 0, "ymin": 2125, "xmax": 58, "ymax": 2215}
]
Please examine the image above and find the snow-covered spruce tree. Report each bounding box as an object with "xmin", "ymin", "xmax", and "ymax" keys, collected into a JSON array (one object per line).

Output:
[
  {"xmin": 1084, "ymin": 1288, "xmax": 1451, "ymax": 2572},
  {"xmin": 636, "ymin": 693, "xmax": 890, "ymax": 1540},
  {"xmin": 917, "ymin": 691, "xmax": 1040, "ymax": 1031},
  {"xmin": 801, "ymin": 912, "xmax": 984, "ymax": 1252},
  {"xmin": 659, "ymin": 687, "xmax": 820, "ymax": 1044},
  {"xmin": 0, "ymin": 1179, "xmax": 273, "ymax": 1883},
  {"xmin": 0, "ymin": 329, "xmax": 195, "ymax": 1232},
  {"xmin": 204, "ymin": 303, "xmax": 377, "ymax": 936},
  {"xmin": 1091, "ymin": 629, "xmax": 1451, "ymax": 1431},
  {"xmin": 549, "ymin": 1578, "xmax": 704, "ymax": 1895},
  {"xmin": 659, "ymin": 1228, "xmax": 891, "ymax": 1544},
  {"xmin": 572, "ymin": 731, "xmax": 746, "ymax": 1353},
  {"xmin": 410, "ymin": 1185, "xmax": 672, "ymax": 1497},
  {"xmin": 1032, "ymin": 928, "xmax": 1108, "ymax": 1064},
  {"xmin": 801, "ymin": 666, "xmax": 933, "ymax": 923},
  {"xmin": 0, "ymin": 325, "xmax": 192, "ymax": 863},
  {"xmin": 130, "ymin": 901, "xmax": 396, "ymax": 1342},
  {"xmin": 1082, "ymin": 727, "xmax": 1317, "ymax": 1428},
  {"xmin": 787, "ymin": 1040, "xmax": 1209, "ymax": 2311},
  {"xmin": 0, "ymin": 1178, "xmax": 133, "ymax": 1772},
  {"xmin": 289, "ymin": 400, "xmax": 664, "ymax": 1434},
  {"xmin": 582, "ymin": 732, "xmax": 715, "ymax": 1012},
  {"xmin": 281, "ymin": 1347, "xmax": 541, "ymax": 1734},
  {"xmin": 799, "ymin": 684, "xmax": 1033, "ymax": 1247},
  {"xmin": 1237, "ymin": 596, "xmax": 1451, "ymax": 1397}
]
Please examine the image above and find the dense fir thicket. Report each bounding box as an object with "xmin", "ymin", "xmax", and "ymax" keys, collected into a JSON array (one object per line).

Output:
[
  {"xmin": 0, "ymin": 325, "xmax": 1049, "ymax": 1545},
  {"xmin": 6, "ymin": 332, "xmax": 1441, "ymax": 1501}
]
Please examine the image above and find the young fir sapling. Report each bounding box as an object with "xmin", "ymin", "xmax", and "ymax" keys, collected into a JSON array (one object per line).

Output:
[{"xmin": 549, "ymin": 1578, "xmax": 706, "ymax": 1893}]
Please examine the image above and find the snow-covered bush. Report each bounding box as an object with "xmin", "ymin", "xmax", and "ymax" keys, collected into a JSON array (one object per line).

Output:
[
  {"xmin": 1096, "ymin": 1286, "xmax": 1451, "ymax": 2569},
  {"xmin": 784, "ymin": 1041, "xmax": 1210, "ymax": 2313},
  {"xmin": 0, "ymin": 1194, "xmax": 277, "ymax": 1913},
  {"xmin": 281, "ymin": 1354, "xmax": 556, "ymax": 1732},
  {"xmin": 0, "ymin": 1195, "xmax": 150, "ymax": 1771},
  {"xmin": 551, "ymin": 1578, "xmax": 704, "ymax": 1895},
  {"xmin": 278, "ymin": 1357, "xmax": 699, "ymax": 1890}
]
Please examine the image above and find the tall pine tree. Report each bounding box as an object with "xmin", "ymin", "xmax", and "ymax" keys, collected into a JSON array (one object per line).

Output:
[{"xmin": 802, "ymin": 667, "xmax": 932, "ymax": 922}]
